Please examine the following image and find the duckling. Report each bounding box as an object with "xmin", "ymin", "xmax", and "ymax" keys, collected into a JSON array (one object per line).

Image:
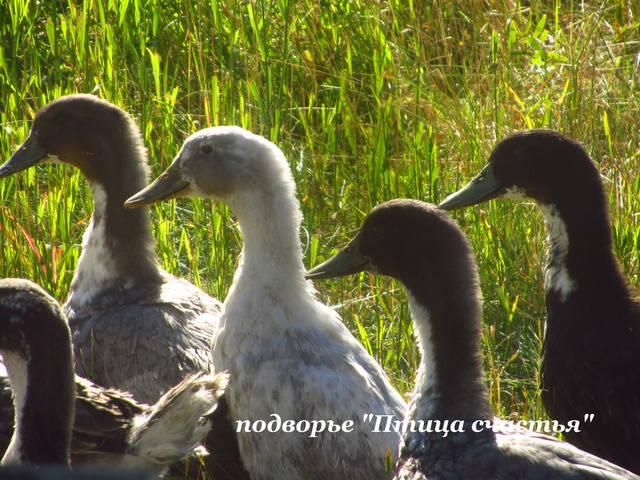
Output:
[
  {"xmin": 306, "ymin": 199, "xmax": 639, "ymax": 480},
  {"xmin": 438, "ymin": 130, "xmax": 640, "ymax": 472},
  {"xmin": 0, "ymin": 278, "xmax": 229, "ymax": 478},
  {"xmin": 0, "ymin": 94, "xmax": 221, "ymax": 403},
  {"xmin": 124, "ymin": 126, "xmax": 407, "ymax": 480}
]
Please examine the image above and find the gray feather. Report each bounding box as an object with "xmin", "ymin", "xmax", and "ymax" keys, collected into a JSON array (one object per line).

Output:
[{"xmin": 69, "ymin": 271, "xmax": 221, "ymax": 404}]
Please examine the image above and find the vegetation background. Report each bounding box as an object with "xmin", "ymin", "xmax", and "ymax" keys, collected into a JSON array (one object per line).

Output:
[{"xmin": 0, "ymin": 0, "xmax": 638, "ymax": 445}]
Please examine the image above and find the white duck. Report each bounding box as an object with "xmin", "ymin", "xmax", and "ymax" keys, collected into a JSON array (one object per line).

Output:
[{"xmin": 125, "ymin": 126, "xmax": 407, "ymax": 480}]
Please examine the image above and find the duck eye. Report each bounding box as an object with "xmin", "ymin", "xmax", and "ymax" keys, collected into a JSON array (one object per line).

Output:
[{"xmin": 201, "ymin": 145, "xmax": 212, "ymax": 154}]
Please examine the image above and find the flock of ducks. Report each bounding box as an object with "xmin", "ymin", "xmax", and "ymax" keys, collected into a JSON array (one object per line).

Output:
[{"xmin": 0, "ymin": 93, "xmax": 637, "ymax": 480}]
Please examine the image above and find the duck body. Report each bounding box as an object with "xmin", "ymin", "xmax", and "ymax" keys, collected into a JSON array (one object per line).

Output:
[
  {"xmin": 439, "ymin": 130, "xmax": 640, "ymax": 471},
  {"xmin": 396, "ymin": 426, "xmax": 634, "ymax": 479},
  {"xmin": 541, "ymin": 265, "xmax": 640, "ymax": 468},
  {"xmin": 0, "ymin": 94, "xmax": 221, "ymax": 403},
  {"xmin": 307, "ymin": 199, "xmax": 639, "ymax": 480},
  {"xmin": 0, "ymin": 370, "xmax": 244, "ymax": 478},
  {"xmin": 68, "ymin": 271, "xmax": 220, "ymax": 402},
  {"xmin": 0, "ymin": 279, "xmax": 233, "ymax": 478},
  {"xmin": 125, "ymin": 126, "xmax": 407, "ymax": 480},
  {"xmin": 539, "ymin": 185, "xmax": 640, "ymax": 466},
  {"xmin": 218, "ymin": 273, "xmax": 405, "ymax": 479}
]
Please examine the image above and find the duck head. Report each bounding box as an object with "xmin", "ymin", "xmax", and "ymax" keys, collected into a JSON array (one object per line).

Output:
[
  {"xmin": 438, "ymin": 129, "xmax": 600, "ymax": 210},
  {"xmin": 0, "ymin": 94, "xmax": 143, "ymax": 183},
  {"xmin": 306, "ymin": 199, "xmax": 471, "ymax": 286},
  {"xmin": 124, "ymin": 126, "xmax": 289, "ymax": 208},
  {"xmin": 0, "ymin": 279, "xmax": 68, "ymax": 356}
]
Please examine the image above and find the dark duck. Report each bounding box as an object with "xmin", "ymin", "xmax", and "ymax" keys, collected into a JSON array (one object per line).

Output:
[
  {"xmin": 0, "ymin": 279, "xmax": 74, "ymax": 466},
  {"xmin": 0, "ymin": 94, "xmax": 221, "ymax": 404},
  {"xmin": 0, "ymin": 278, "xmax": 235, "ymax": 478},
  {"xmin": 439, "ymin": 129, "xmax": 640, "ymax": 473},
  {"xmin": 307, "ymin": 199, "xmax": 639, "ymax": 479}
]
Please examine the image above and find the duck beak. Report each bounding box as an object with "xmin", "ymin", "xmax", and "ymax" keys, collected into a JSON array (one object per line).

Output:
[
  {"xmin": 438, "ymin": 163, "xmax": 503, "ymax": 210},
  {"xmin": 124, "ymin": 162, "xmax": 191, "ymax": 208},
  {"xmin": 306, "ymin": 237, "xmax": 369, "ymax": 280},
  {"xmin": 0, "ymin": 135, "xmax": 48, "ymax": 178}
]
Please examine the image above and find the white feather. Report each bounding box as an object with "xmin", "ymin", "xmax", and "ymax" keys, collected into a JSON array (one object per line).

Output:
[
  {"xmin": 540, "ymin": 204, "xmax": 576, "ymax": 301},
  {"xmin": 127, "ymin": 373, "xmax": 227, "ymax": 468},
  {"xmin": 403, "ymin": 294, "xmax": 437, "ymax": 453},
  {"xmin": 66, "ymin": 183, "xmax": 120, "ymax": 308},
  {"xmin": 503, "ymin": 186, "xmax": 527, "ymax": 199},
  {"xmin": 1, "ymin": 352, "xmax": 28, "ymax": 465}
]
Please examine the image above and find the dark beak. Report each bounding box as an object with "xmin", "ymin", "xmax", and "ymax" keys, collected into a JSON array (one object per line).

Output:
[
  {"xmin": 124, "ymin": 162, "xmax": 190, "ymax": 208},
  {"xmin": 438, "ymin": 163, "xmax": 504, "ymax": 210},
  {"xmin": 305, "ymin": 237, "xmax": 369, "ymax": 280},
  {"xmin": 0, "ymin": 135, "xmax": 48, "ymax": 178}
]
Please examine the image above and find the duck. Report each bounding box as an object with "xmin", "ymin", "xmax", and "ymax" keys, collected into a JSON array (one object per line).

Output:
[
  {"xmin": 438, "ymin": 129, "xmax": 640, "ymax": 472},
  {"xmin": 0, "ymin": 278, "xmax": 232, "ymax": 478},
  {"xmin": 0, "ymin": 367, "xmax": 246, "ymax": 479},
  {"xmin": 0, "ymin": 94, "xmax": 222, "ymax": 403},
  {"xmin": 306, "ymin": 199, "xmax": 639, "ymax": 479},
  {"xmin": 124, "ymin": 126, "xmax": 407, "ymax": 480}
]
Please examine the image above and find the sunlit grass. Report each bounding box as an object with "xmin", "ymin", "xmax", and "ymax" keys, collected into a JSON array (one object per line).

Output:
[{"xmin": 1, "ymin": 1, "xmax": 639, "ymax": 463}]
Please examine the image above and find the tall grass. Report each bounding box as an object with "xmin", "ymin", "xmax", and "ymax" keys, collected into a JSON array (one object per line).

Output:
[{"xmin": 1, "ymin": 0, "xmax": 638, "ymax": 432}]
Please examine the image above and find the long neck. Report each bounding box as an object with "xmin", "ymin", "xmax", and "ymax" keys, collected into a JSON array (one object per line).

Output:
[
  {"xmin": 67, "ymin": 133, "xmax": 160, "ymax": 308},
  {"xmin": 539, "ymin": 185, "xmax": 627, "ymax": 304},
  {"xmin": 228, "ymin": 185, "xmax": 307, "ymax": 291},
  {"xmin": 2, "ymin": 333, "xmax": 74, "ymax": 465},
  {"xmin": 403, "ymin": 255, "xmax": 491, "ymax": 427}
]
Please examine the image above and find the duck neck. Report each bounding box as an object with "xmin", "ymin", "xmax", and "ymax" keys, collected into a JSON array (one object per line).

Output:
[
  {"xmin": 539, "ymin": 190, "xmax": 624, "ymax": 304},
  {"xmin": 228, "ymin": 186, "xmax": 307, "ymax": 290},
  {"xmin": 402, "ymin": 261, "xmax": 491, "ymax": 428},
  {"xmin": 2, "ymin": 331, "xmax": 74, "ymax": 464},
  {"xmin": 67, "ymin": 134, "xmax": 160, "ymax": 309}
]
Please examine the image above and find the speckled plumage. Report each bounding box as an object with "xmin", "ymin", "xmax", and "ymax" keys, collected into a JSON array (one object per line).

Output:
[
  {"xmin": 307, "ymin": 200, "xmax": 639, "ymax": 480},
  {"xmin": 0, "ymin": 279, "xmax": 233, "ymax": 478},
  {"xmin": 0, "ymin": 372, "xmax": 244, "ymax": 478},
  {"xmin": 0, "ymin": 95, "xmax": 222, "ymax": 404},
  {"xmin": 125, "ymin": 126, "xmax": 407, "ymax": 480},
  {"xmin": 219, "ymin": 288, "xmax": 405, "ymax": 479}
]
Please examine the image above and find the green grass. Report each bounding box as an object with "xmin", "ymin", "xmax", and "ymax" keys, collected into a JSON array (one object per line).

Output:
[{"xmin": 1, "ymin": 0, "xmax": 639, "ymax": 447}]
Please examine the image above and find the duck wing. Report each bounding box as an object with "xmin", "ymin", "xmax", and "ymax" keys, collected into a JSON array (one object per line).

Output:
[{"xmin": 70, "ymin": 376, "xmax": 146, "ymax": 460}]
